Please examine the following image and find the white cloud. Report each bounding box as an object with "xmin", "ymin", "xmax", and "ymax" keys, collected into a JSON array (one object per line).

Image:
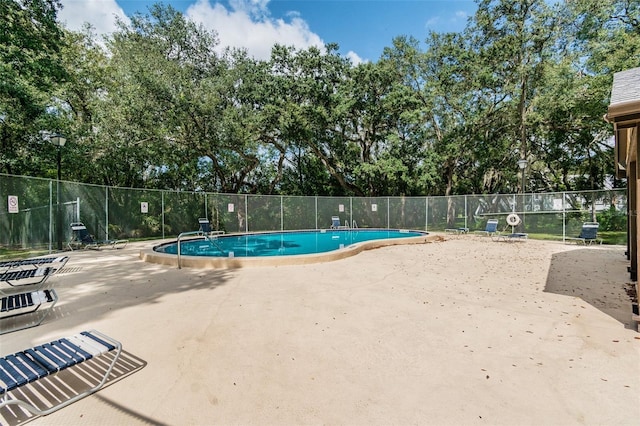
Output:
[
  {"xmin": 346, "ymin": 51, "xmax": 365, "ymax": 66},
  {"xmin": 228, "ymin": 0, "xmax": 269, "ymax": 17},
  {"xmin": 425, "ymin": 17, "xmax": 441, "ymax": 29},
  {"xmin": 426, "ymin": 10, "xmax": 470, "ymax": 32},
  {"xmin": 453, "ymin": 10, "xmax": 469, "ymax": 24},
  {"xmin": 58, "ymin": 0, "xmax": 130, "ymax": 35},
  {"xmin": 186, "ymin": 0, "xmax": 325, "ymax": 60},
  {"xmin": 57, "ymin": 0, "xmax": 338, "ymax": 62}
]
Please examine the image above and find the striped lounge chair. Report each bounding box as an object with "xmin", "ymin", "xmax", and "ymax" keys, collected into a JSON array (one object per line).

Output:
[
  {"xmin": 0, "ymin": 330, "xmax": 122, "ymax": 417},
  {"xmin": 0, "ymin": 289, "xmax": 58, "ymax": 334}
]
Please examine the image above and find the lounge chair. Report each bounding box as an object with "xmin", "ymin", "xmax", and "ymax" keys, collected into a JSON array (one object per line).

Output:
[
  {"xmin": 496, "ymin": 232, "xmax": 528, "ymax": 242},
  {"xmin": 330, "ymin": 216, "xmax": 343, "ymax": 229},
  {"xmin": 1, "ymin": 289, "xmax": 58, "ymax": 334},
  {"xmin": 0, "ymin": 256, "xmax": 68, "ymax": 273},
  {"xmin": 68, "ymin": 222, "xmax": 128, "ymax": 251},
  {"xmin": 0, "ymin": 330, "xmax": 122, "ymax": 417},
  {"xmin": 199, "ymin": 218, "xmax": 212, "ymax": 234},
  {"xmin": 445, "ymin": 226, "xmax": 469, "ymax": 235},
  {"xmin": 566, "ymin": 222, "xmax": 602, "ymax": 245},
  {"xmin": 0, "ymin": 267, "xmax": 57, "ymax": 291},
  {"xmin": 198, "ymin": 218, "xmax": 224, "ymax": 236},
  {"xmin": 474, "ymin": 219, "xmax": 499, "ymax": 237}
]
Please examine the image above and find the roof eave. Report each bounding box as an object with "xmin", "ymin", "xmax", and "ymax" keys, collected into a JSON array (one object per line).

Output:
[{"xmin": 606, "ymin": 99, "xmax": 640, "ymax": 123}]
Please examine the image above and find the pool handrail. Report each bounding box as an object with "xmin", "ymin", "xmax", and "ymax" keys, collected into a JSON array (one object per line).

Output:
[
  {"xmin": 177, "ymin": 229, "xmax": 226, "ymax": 269},
  {"xmin": 177, "ymin": 231, "xmax": 201, "ymax": 269},
  {"xmin": 204, "ymin": 233, "xmax": 226, "ymax": 256}
]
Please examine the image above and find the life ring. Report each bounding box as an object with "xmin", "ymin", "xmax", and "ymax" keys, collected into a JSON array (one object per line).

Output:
[{"xmin": 506, "ymin": 213, "xmax": 521, "ymax": 226}]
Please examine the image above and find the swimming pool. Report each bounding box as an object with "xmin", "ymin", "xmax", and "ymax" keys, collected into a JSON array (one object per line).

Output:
[{"xmin": 156, "ymin": 229, "xmax": 427, "ymax": 258}]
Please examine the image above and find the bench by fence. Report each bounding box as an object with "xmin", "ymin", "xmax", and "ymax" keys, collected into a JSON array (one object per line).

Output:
[{"xmin": 0, "ymin": 330, "xmax": 122, "ymax": 417}]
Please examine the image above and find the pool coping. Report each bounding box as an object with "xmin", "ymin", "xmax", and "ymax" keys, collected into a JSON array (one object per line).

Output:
[{"xmin": 140, "ymin": 231, "xmax": 439, "ymax": 269}]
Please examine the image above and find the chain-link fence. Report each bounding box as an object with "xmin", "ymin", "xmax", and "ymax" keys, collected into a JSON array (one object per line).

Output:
[{"xmin": 0, "ymin": 173, "xmax": 628, "ymax": 252}]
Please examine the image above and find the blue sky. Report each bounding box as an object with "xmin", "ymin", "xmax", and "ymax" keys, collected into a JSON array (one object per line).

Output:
[{"xmin": 59, "ymin": 0, "xmax": 477, "ymax": 63}]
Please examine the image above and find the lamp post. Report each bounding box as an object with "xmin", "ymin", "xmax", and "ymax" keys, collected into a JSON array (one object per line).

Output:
[
  {"xmin": 517, "ymin": 158, "xmax": 528, "ymax": 231},
  {"xmin": 50, "ymin": 134, "xmax": 66, "ymax": 250},
  {"xmin": 517, "ymin": 159, "xmax": 528, "ymax": 194}
]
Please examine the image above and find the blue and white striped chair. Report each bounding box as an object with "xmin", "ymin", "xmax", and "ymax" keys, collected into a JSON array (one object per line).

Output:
[
  {"xmin": 474, "ymin": 218, "xmax": 500, "ymax": 237},
  {"xmin": 0, "ymin": 289, "xmax": 58, "ymax": 334},
  {"xmin": 0, "ymin": 256, "xmax": 68, "ymax": 273},
  {"xmin": 0, "ymin": 330, "xmax": 122, "ymax": 416},
  {"xmin": 565, "ymin": 222, "xmax": 602, "ymax": 245},
  {"xmin": 0, "ymin": 267, "xmax": 57, "ymax": 291}
]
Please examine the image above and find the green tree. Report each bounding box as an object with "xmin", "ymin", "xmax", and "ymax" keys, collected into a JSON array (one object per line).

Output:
[
  {"xmin": 0, "ymin": 0, "xmax": 66, "ymax": 176},
  {"xmin": 469, "ymin": 0, "xmax": 561, "ymax": 193},
  {"xmin": 268, "ymin": 44, "xmax": 356, "ymax": 195},
  {"xmin": 53, "ymin": 26, "xmax": 111, "ymax": 185},
  {"xmin": 528, "ymin": 0, "xmax": 639, "ymax": 192},
  {"xmin": 100, "ymin": 4, "xmax": 227, "ymax": 189},
  {"xmin": 2, "ymin": 0, "xmax": 630, "ymax": 201}
]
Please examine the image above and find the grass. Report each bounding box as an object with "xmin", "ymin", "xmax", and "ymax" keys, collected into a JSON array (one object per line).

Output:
[
  {"xmin": 0, "ymin": 247, "xmax": 53, "ymax": 260},
  {"xmin": 512, "ymin": 231, "xmax": 626, "ymax": 245},
  {"xmin": 598, "ymin": 231, "xmax": 628, "ymax": 246}
]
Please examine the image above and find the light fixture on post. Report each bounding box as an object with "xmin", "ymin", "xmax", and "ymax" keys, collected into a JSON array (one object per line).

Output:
[
  {"xmin": 517, "ymin": 158, "xmax": 528, "ymax": 194},
  {"xmin": 49, "ymin": 134, "xmax": 66, "ymax": 250},
  {"xmin": 517, "ymin": 158, "xmax": 528, "ymax": 231}
]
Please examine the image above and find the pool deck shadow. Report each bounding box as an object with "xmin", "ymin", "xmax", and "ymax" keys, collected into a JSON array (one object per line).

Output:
[{"xmin": 545, "ymin": 245, "xmax": 636, "ymax": 329}]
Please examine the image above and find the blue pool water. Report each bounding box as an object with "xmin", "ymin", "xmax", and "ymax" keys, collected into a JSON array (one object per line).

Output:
[{"xmin": 156, "ymin": 229, "xmax": 426, "ymax": 258}]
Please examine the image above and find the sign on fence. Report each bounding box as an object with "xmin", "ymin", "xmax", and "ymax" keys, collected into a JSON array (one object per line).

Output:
[{"xmin": 8, "ymin": 195, "xmax": 18, "ymax": 213}]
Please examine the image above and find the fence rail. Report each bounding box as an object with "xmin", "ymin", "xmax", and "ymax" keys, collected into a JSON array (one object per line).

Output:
[{"xmin": 0, "ymin": 173, "xmax": 628, "ymax": 252}]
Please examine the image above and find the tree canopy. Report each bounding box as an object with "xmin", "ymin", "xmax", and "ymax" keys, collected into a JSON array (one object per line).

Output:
[{"xmin": 1, "ymin": 0, "xmax": 638, "ymax": 196}]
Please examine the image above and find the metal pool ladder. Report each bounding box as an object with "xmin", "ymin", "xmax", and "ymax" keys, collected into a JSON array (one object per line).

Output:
[{"xmin": 176, "ymin": 229, "xmax": 225, "ymax": 269}]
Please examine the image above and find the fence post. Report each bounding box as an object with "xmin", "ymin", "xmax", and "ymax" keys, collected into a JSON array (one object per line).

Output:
[
  {"xmin": 315, "ymin": 196, "xmax": 318, "ymax": 230},
  {"xmin": 280, "ymin": 195, "xmax": 284, "ymax": 231},
  {"xmin": 48, "ymin": 180, "xmax": 53, "ymax": 253},
  {"xmin": 105, "ymin": 188, "xmax": 109, "ymax": 241},
  {"xmin": 425, "ymin": 196, "xmax": 429, "ymax": 231},
  {"xmin": 245, "ymin": 195, "xmax": 248, "ymax": 233},
  {"xmin": 464, "ymin": 195, "xmax": 468, "ymax": 230},
  {"xmin": 161, "ymin": 191, "xmax": 165, "ymax": 239},
  {"xmin": 562, "ymin": 191, "xmax": 566, "ymax": 242},
  {"xmin": 350, "ymin": 197, "xmax": 353, "ymax": 227},
  {"xmin": 387, "ymin": 197, "xmax": 390, "ymax": 229}
]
